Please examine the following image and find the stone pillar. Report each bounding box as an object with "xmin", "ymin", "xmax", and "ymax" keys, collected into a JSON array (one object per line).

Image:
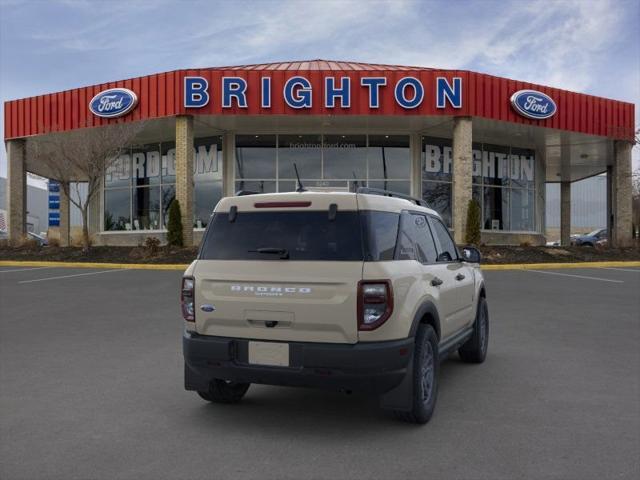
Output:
[
  {"xmin": 59, "ymin": 182, "xmax": 70, "ymax": 247},
  {"xmin": 410, "ymin": 134, "xmax": 422, "ymax": 199},
  {"xmin": 452, "ymin": 117, "xmax": 473, "ymax": 244},
  {"xmin": 560, "ymin": 181, "xmax": 571, "ymax": 246},
  {"xmin": 611, "ymin": 141, "xmax": 633, "ymax": 247},
  {"xmin": 6, "ymin": 139, "xmax": 27, "ymax": 244},
  {"xmin": 222, "ymin": 133, "xmax": 235, "ymax": 197},
  {"xmin": 175, "ymin": 115, "xmax": 194, "ymax": 246}
]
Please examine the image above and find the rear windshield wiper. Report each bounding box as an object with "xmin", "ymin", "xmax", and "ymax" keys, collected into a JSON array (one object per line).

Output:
[{"xmin": 248, "ymin": 247, "xmax": 290, "ymax": 259}]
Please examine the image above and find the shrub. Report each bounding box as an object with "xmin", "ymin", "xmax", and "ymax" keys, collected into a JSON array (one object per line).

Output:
[
  {"xmin": 465, "ymin": 199, "xmax": 482, "ymax": 245},
  {"xmin": 144, "ymin": 236, "xmax": 161, "ymax": 256},
  {"xmin": 166, "ymin": 199, "xmax": 183, "ymax": 247},
  {"xmin": 48, "ymin": 237, "xmax": 61, "ymax": 248}
]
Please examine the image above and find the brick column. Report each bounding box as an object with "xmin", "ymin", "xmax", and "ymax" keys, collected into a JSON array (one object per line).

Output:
[
  {"xmin": 59, "ymin": 182, "xmax": 70, "ymax": 246},
  {"xmin": 560, "ymin": 181, "xmax": 571, "ymax": 246},
  {"xmin": 175, "ymin": 115, "xmax": 194, "ymax": 246},
  {"xmin": 611, "ymin": 141, "xmax": 633, "ymax": 247},
  {"xmin": 410, "ymin": 133, "xmax": 422, "ymax": 199},
  {"xmin": 6, "ymin": 139, "xmax": 27, "ymax": 244},
  {"xmin": 222, "ymin": 133, "xmax": 235, "ymax": 197},
  {"xmin": 452, "ymin": 117, "xmax": 472, "ymax": 244}
]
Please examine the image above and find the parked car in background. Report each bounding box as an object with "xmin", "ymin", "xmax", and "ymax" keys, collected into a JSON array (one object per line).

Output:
[{"xmin": 572, "ymin": 228, "xmax": 607, "ymax": 247}]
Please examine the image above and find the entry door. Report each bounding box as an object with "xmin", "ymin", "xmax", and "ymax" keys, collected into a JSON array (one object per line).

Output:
[{"xmin": 427, "ymin": 216, "xmax": 476, "ymax": 338}]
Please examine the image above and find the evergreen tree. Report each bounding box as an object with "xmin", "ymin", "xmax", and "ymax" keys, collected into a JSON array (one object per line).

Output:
[
  {"xmin": 465, "ymin": 199, "xmax": 482, "ymax": 245},
  {"xmin": 167, "ymin": 199, "xmax": 183, "ymax": 247}
]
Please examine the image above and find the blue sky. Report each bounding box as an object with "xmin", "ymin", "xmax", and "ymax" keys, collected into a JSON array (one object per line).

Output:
[{"xmin": 1, "ymin": 0, "xmax": 638, "ymax": 178}]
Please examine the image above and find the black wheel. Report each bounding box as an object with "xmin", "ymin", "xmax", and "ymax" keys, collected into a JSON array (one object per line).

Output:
[
  {"xmin": 197, "ymin": 379, "xmax": 250, "ymax": 404},
  {"xmin": 458, "ymin": 296, "xmax": 489, "ymax": 363},
  {"xmin": 393, "ymin": 324, "xmax": 439, "ymax": 424}
]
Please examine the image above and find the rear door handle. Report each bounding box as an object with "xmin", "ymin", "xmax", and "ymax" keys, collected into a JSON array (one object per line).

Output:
[
  {"xmin": 431, "ymin": 277, "xmax": 443, "ymax": 287},
  {"xmin": 455, "ymin": 273, "xmax": 465, "ymax": 281}
]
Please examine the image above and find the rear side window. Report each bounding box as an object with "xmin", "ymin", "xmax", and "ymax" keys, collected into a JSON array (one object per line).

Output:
[
  {"xmin": 428, "ymin": 216, "xmax": 458, "ymax": 262},
  {"xmin": 200, "ymin": 211, "xmax": 363, "ymax": 261},
  {"xmin": 396, "ymin": 212, "xmax": 438, "ymax": 263},
  {"xmin": 360, "ymin": 211, "xmax": 400, "ymax": 261}
]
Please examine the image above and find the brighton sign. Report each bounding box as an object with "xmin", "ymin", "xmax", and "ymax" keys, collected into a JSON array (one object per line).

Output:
[
  {"xmin": 183, "ymin": 75, "xmax": 463, "ymax": 110},
  {"xmin": 510, "ymin": 89, "xmax": 557, "ymax": 120}
]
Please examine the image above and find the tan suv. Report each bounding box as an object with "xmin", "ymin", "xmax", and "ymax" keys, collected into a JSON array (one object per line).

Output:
[{"xmin": 182, "ymin": 188, "xmax": 488, "ymax": 423}]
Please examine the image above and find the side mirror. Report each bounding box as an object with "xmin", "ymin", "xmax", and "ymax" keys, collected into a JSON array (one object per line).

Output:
[{"xmin": 461, "ymin": 246, "xmax": 481, "ymax": 264}]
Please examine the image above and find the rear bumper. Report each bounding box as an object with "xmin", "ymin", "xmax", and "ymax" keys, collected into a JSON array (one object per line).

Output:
[{"xmin": 183, "ymin": 331, "xmax": 413, "ymax": 394}]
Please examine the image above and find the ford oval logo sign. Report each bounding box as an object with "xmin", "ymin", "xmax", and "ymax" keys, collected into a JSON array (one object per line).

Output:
[
  {"xmin": 89, "ymin": 88, "xmax": 138, "ymax": 118},
  {"xmin": 510, "ymin": 89, "xmax": 556, "ymax": 120}
]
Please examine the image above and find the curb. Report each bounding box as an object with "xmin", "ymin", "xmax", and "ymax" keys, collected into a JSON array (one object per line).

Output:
[
  {"xmin": 481, "ymin": 261, "xmax": 640, "ymax": 270},
  {"xmin": 0, "ymin": 260, "xmax": 189, "ymax": 270},
  {"xmin": 1, "ymin": 260, "xmax": 639, "ymax": 271}
]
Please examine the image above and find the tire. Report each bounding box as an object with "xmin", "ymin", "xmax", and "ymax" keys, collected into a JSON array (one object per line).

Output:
[
  {"xmin": 197, "ymin": 379, "xmax": 250, "ymax": 404},
  {"xmin": 393, "ymin": 324, "xmax": 439, "ymax": 424},
  {"xmin": 458, "ymin": 296, "xmax": 489, "ymax": 363}
]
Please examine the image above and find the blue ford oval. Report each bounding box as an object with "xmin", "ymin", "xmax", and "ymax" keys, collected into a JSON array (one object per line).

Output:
[
  {"xmin": 89, "ymin": 88, "xmax": 138, "ymax": 118},
  {"xmin": 510, "ymin": 90, "xmax": 556, "ymax": 120}
]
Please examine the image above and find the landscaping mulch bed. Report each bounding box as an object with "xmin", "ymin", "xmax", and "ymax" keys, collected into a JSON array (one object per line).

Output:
[
  {"xmin": 480, "ymin": 245, "xmax": 640, "ymax": 264},
  {"xmin": 0, "ymin": 243, "xmax": 638, "ymax": 265}
]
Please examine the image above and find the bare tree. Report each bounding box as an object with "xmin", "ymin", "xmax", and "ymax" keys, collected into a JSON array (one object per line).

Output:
[{"xmin": 27, "ymin": 121, "xmax": 144, "ymax": 250}]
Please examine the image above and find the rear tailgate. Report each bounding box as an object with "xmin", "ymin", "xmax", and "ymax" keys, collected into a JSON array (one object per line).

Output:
[
  {"xmin": 193, "ymin": 192, "xmax": 363, "ymax": 344},
  {"xmin": 194, "ymin": 261, "xmax": 361, "ymax": 343}
]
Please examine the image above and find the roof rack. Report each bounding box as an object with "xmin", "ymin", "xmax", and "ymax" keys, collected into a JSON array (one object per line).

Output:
[{"xmin": 356, "ymin": 187, "xmax": 430, "ymax": 208}]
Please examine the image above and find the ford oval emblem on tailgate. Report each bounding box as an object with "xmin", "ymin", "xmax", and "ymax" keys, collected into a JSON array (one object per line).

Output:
[{"xmin": 200, "ymin": 304, "xmax": 215, "ymax": 312}]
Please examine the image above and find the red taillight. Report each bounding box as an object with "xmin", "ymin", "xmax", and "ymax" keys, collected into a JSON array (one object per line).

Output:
[
  {"xmin": 357, "ymin": 280, "xmax": 393, "ymax": 331},
  {"xmin": 181, "ymin": 276, "xmax": 195, "ymax": 322}
]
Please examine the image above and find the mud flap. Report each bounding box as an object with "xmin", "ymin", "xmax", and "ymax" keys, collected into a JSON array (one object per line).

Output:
[{"xmin": 379, "ymin": 352, "xmax": 414, "ymax": 412}]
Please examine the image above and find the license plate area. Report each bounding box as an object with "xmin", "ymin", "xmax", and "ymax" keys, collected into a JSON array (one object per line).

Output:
[{"xmin": 248, "ymin": 341, "xmax": 290, "ymax": 367}]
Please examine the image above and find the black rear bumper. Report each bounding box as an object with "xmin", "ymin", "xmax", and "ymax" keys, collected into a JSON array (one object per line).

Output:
[{"xmin": 183, "ymin": 331, "xmax": 413, "ymax": 394}]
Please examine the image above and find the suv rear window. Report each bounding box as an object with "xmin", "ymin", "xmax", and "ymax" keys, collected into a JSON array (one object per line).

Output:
[{"xmin": 200, "ymin": 211, "xmax": 364, "ymax": 261}]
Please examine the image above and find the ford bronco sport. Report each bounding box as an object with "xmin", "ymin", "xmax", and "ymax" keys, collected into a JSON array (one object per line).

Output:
[{"xmin": 182, "ymin": 188, "xmax": 488, "ymax": 424}]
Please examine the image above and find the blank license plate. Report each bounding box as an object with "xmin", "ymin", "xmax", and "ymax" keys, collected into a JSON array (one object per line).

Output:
[{"xmin": 248, "ymin": 341, "xmax": 289, "ymax": 367}]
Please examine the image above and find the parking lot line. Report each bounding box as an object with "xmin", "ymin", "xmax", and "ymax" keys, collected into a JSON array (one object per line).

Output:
[
  {"xmin": 0, "ymin": 266, "xmax": 55, "ymax": 274},
  {"xmin": 526, "ymin": 269, "xmax": 624, "ymax": 283},
  {"xmin": 599, "ymin": 267, "xmax": 640, "ymax": 273},
  {"xmin": 18, "ymin": 269, "xmax": 126, "ymax": 284}
]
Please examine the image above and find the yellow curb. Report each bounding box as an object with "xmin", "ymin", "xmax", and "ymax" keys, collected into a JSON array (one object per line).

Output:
[
  {"xmin": 1, "ymin": 260, "xmax": 639, "ymax": 271},
  {"xmin": 0, "ymin": 260, "xmax": 189, "ymax": 270},
  {"xmin": 482, "ymin": 261, "xmax": 640, "ymax": 270}
]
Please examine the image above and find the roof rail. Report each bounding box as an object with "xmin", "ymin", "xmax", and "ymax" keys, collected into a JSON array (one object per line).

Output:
[
  {"xmin": 235, "ymin": 190, "xmax": 260, "ymax": 196},
  {"xmin": 356, "ymin": 187, "xmax": 430, "ymax": 208}
]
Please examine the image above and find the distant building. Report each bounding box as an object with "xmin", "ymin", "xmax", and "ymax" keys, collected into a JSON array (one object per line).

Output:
[{"xmin": 0, "ymin": 177, "xmax": 48, "ymax": 234}]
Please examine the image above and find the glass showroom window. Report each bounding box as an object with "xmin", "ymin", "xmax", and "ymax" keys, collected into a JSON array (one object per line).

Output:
[
  {"xmin": 236, "ymin": 134, "xmax": 410, "ymax": 194},
  {"xmin": 104, "ymin": 136, "xmax": 223, "ymax": 231},
  {"xmin": 235, "ymin": 135, "xmax": 277, "ymax": 194},
  {"xmin": 422, "ymin": 137, "xmax": 536, "ymax": 232},
  {"xmin": 104, "ymin": 152, "xmax": 131, "ymax": 231},
  {"xmin": 194, "ymin": 136, "xmax": 223, "ymax": 228},
  {"xmin": 368, "ymin": 135, "xmax": 411, "ymax": 194},
  {"xmin": 422, "ymin": 137, "xmax": 453, "ymax": 227},
  {"xmin": 474, "ymin": 143, "xmax": 536, "ymax": 232}
]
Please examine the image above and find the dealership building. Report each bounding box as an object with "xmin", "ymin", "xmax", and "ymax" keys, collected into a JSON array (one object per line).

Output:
[{"xmin": 3, "ymin": 60, "xmax": 635, "ymax": 246}]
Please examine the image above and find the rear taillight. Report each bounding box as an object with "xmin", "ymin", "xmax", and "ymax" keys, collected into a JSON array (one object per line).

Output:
[
  {"xmin": 358, "ymin": 280, "xmax": 393, "ymax": 330},
  {"xmin": 181, "ymin": 276, "xmax": 195, "ymax": 322}
]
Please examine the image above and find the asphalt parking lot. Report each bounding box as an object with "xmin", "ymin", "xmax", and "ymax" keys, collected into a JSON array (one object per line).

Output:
[{"xmin": 1, "ymin": 265, "xmax": 639, "ymax": 480}]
